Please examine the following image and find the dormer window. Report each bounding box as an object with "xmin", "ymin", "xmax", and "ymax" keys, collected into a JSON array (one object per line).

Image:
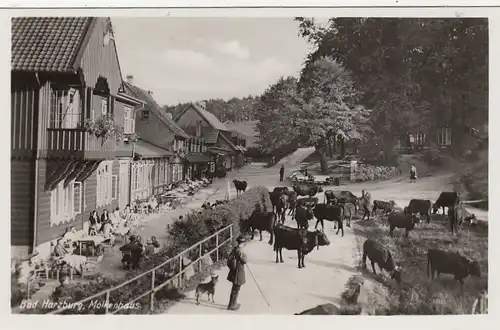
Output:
[{"xmin": 141, "ymin": 110, "xmax": 150, "ymax": 120}]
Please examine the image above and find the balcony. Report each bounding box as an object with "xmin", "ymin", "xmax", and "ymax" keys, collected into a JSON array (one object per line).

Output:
[{"xmin": 46, "ymin": 128, "xmax": 116, "ymax": 160}]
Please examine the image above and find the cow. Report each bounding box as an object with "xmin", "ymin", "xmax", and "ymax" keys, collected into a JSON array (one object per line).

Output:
[
  {"xmin": 295, "ymin": 303, "xmax": 363, "ymax": 315},
  {"xmin": 293, "ymin": 184, "xmax": 323, "ymax": 197},
  {"xmin": 448, "ymin": 202, "xmax": 477, "ymax": 235},
  {"xmin": 292, "ymin": 197, "xmax": 319, "ymax": 219},
  {"xmin": 325, "ymin": 190, "xmax": 359, "ymax": 213},
  {"xmin": 273, "ymin": 224, "xmax": 330, "ymax": 268},
  {"xmin": 372, "ymin": 200, "xmax": 396, "ymax": 216},
  {"xmin": 433, "ymin": 192, "xmax": 460, "ymax": 215},
  {"xmin": 357, "ymin": 190, "xmax": 372, "ymax": 220},
  {"xmin": 342, "ymin": 203, "xmax": 355, "ymax": 228},
  {"xmin": 324, "ymin": 190, "xmax": 337, "ymax": 204},
  {"xmin": 388, "ymin": 212, "xmax": 420, "ymax": 238},
  {"xmin": 294, "ymin": 205, "xmax": 314, "ymax": 229},
  {"xmin": 269, "ymin": 187, "xmax": 289, "ymax": 213},
  {"xmin": 233, "ymin": 180, "xmax": 248, "ymax": 196},
  {"xmin": 276, "ymin": 193, "xmax": 289, "ymax": 223},
  {"xmin": 362, "ymin": 238, "xmax": 402, "ymax": 284},
  {"xmin": 313, "ymin": 203, "xmax": 345, "ymax": 236},
  {"xmin": 405, "ymin": 199, "xmax": 433, "ymax": 223},
  {"xmin": 427, "ymin": 248, "xmax": 481, "ymax": 290},
  {"xmin": 244, "ymin": 208, "xmax": 276, "ymax": 245},
  {"xmin": 286, "ymin": 191, "xmax": 298, "ymax": 216}
]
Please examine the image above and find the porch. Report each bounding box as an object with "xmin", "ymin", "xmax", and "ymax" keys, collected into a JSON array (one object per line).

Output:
[{"xmin": 45, "ymin": 128, "xmax": 116, "ymax": 160}]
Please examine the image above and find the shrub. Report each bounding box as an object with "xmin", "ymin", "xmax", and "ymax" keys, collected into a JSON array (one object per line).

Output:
[
  {"xmin": 422, "ymin": 143, "xmax": 444, "ymax": 166},
  {"xmin": 26, "ymin": 186, "xmax": 272, "ymax": 314},
  {"xmin": 356, "ymin": 212, "xmax": 488, "ymax": 315},
  {"xmin": 351, "ymin": 163, "xmax": 400, "ymax": 182}
]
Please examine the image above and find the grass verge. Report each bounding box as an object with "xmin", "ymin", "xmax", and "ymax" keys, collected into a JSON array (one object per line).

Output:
[{"xmin": 353, "ymin": 213, "xmax": 488, "ymax": 315}]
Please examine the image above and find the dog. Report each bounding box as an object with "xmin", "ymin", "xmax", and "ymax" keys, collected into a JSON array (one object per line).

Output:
[{"xmin": 195, "ymin": 275, "xmax": 219, "ymax": 305}]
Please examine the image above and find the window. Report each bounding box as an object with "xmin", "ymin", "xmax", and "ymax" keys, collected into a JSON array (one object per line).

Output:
[
  {"xmin": 50, "ymin": 180, "xmax": 82, "ymax": 226},
  {"xmin": 141, "ymin": 110, "xmax": 150, "ymax": 120},
  {"xmin": 49, "ymin": 87, "xmax": 82, "ymax": 129},
  {"xmin": 124, "ymin": 106, "xmax": 135, "ymax": 134},
  {"xmin": 437, "ymin": 127, "xmax": 452, "ymax": 146},
  {"xmin": 101, "ymin": 98, "xmax": 108, "ymax": 116},
  {"xmin": 96, "ymin": 161, "xmax": 116, "ymax": 207}
]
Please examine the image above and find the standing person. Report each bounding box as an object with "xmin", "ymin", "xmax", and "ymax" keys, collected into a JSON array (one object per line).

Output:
[
  {"xmin": 279, "ymin": 165, "xmax": 285, "ymax": 182},
  {"xmin": 410, "ymin": 163, "xmax": 417, "ymax": 183},
  {"xmin": 226, "ymin": 235, "xmax": 247, "ymax": 311}
]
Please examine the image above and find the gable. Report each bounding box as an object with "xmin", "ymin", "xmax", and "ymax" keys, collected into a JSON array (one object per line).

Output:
[{"xmin": 78, "ymin": 18, "xmax": 123, "ymax": 95}]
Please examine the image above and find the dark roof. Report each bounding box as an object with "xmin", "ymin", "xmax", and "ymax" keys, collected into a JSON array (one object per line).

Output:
[
  {"xmin": 177, "ymin": 103, "xmax": 228, "ymax": 131},
  {"xmin": 224, "ymin": 120, "xmax": 260, "ymax": 137},
  {"xmin": 218, "ymin": 131, "xmax": 239, "ymax": 151},
  {"xmin": 11, "ymin": 17, "xmax": 93, "ymax": 72},
  {"xmin": 124, "ymin": 82, "xmax": 190, "ymax": 139},
  {"xmin": 135, "ymin": 139, "xmax": 174, "ymax": 158},
  {"xmin": 184, "ymin": 152, "xmax": 212, "ymax": 164}
]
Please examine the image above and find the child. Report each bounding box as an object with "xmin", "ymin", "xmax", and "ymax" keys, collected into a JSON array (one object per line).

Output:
[
  {"xmin": 144, "ymin": 239, "xmax": 155, "ymax": 257},
  {"xmin": 53, "ymin": 275, "xmax": 71, "ymax": 302},
  {"xmin": 151, "ymin": 236, "xmax": 160, "ymax": 253}
]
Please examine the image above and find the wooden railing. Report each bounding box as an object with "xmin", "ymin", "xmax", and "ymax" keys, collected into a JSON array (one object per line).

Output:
[
  {"xmin": 48, "ymin": 224, "xmax": 233, "ymax": 314},
  {"xmin": 47, "ymin": 128, "xmax": 116, "ymax": 154}
]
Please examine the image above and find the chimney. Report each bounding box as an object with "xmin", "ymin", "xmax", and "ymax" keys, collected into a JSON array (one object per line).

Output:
[
  {"xmin": 126, "ymin": 75, "xmax": 134, "ymax": 85},
  {"xmin": 165, "ymin": 112, "xmax": 172, "ymax": 120},
  {"xmin": 198, "ymin": 100, "xmax": 207, "ymax": 109},
  {"xmin": 148, "ymin": 90, "xmax": 153, "ymax": 96}
]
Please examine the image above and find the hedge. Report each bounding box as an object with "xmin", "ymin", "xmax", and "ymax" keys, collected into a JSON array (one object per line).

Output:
[
  {"xmin": 18, "ymin": 186, "xmax": 272, "ymax": 314},
  {"xmin": 351, "ymin": 164, "xmax": 400, "ymax": 182}
]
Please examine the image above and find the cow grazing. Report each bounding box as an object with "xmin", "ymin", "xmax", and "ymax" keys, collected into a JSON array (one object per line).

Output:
[
  {"xmin": 388, "ymin": 212, "xmax": 420, "ymax": 238},
  {"xmin": 245, "ymin": 209, "xmax": 276, "ymax": 245},
  {"xmin": 233, "ymin": 180, "xmax": 248, "ymax": 196},
  {"xmin": 362, "ymin": 238, "xmax": 402, "ymax": 284},
  {"xmin": 293, "ymin": 184, "xmax": 323, "ymax": 197},
  {"xmin": 372, "ymin": 200, "xmax": 396, "ymax": 216},
  {"xmin": 276, "ymin": 193, "xmax": 289, "ymax": 223},
  {"xmin": 294, "ymin": 205, "xmax": 314, "ymax": 229},
  {"xmin": 273, "ymin": 225, "xmax": 330, "ymax": 268},
  {"xmin": 427, "ymin": 249, "xmax": 481, "ymax": 290},
  {"xmin": 433, "ymin": 192, "xmax": 460, "ymax": 215},
  {"xmin": 313, "ymin": 203, "xmax": 345, "ymax": 236},
  {"xmin": 447, "ymin": 202, "xmax": 477, "ymax": 235},
  {"xmin": 405, "ymin": 199, "xmax": 432, "ymax": 223}
]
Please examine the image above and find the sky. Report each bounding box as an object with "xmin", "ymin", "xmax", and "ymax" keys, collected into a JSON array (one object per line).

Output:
[{"xmin": 112, "ymin": 18, "xmax": 313, "ymax": 106}]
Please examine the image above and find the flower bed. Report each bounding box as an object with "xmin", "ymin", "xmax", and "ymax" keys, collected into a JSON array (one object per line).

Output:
[
  {"xmin": 19, "ymin": 186, "xmax": 272, "ymax": 314},
  {"xmin": 351, "ymin": 164, "xmax": 400, "ymax": 182}
]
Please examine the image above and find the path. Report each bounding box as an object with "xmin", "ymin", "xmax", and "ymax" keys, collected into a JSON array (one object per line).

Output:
[{"xmin": 166, "ymin": 217, "xmax": 358, "ymax": 314}]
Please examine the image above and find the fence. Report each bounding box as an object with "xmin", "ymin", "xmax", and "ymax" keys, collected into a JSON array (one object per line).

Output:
[{"xmin": 49, "ymin": 224, "xmax": 234, "ymax": 314}]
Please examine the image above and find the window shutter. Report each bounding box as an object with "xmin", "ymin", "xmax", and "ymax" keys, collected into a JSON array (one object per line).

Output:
[
  {"xmin": 73, "ymin": 181, "xmax": 82, "ymax": 214},
  {"xmin": 86, "ymin": 87, "xmax": 92, "ymax": 119},
  {"xmin": 112, "ymin": 175, "xmax": 118, "ymax": 200}
]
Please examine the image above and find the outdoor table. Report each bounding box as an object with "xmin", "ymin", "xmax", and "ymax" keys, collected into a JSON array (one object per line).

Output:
[{"xmin": 77, "ymin": 235, "xmax": 106, "ymax": 256}]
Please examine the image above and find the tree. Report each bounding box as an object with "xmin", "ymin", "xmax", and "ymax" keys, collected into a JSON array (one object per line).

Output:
[
  {"xmin": 297, "ymin": 57, "xmax": 371, "ymax": 172},
  {"xmin": 295, "ymin": 18, "xmax": 488, "ymax": 158},
  {"xmin": 255, "ymin": 59, "xmax": 370, "ymax": 173},
  {"xmin": 255, "ymin": 76, "xmax": 303, "ymax": 153}
]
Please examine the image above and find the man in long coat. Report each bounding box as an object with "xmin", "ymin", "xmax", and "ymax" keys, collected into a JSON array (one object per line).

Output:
[
  {"xmin": 227, "ymin": 235, "xmax": 247, "ymax": 311},
  {"xmin": 279, "ymin": 165, "xmax": 285, "ymax": 182}
]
